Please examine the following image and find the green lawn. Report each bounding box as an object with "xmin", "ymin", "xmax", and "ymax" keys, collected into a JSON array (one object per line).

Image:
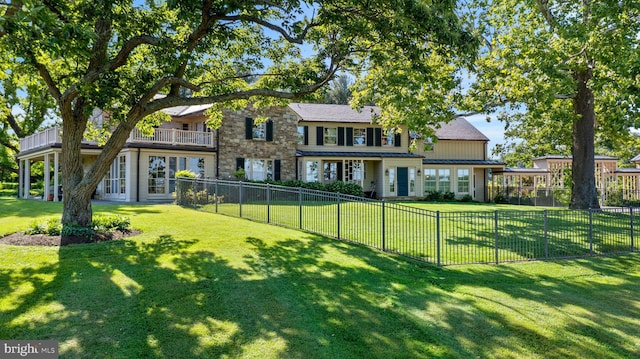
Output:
[{"xmin": 1, "ymin": 197, "xmax": 639, "ymax": 358}]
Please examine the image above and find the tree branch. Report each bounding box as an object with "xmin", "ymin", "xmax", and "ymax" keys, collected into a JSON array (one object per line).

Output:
[
  {"xmin": 219, "ymin": 15, "xmax": 318, "ymax": 44},
  {"xmin": 534, "ymin": 0, "xmax": 559, "ymax": 28},
  {"xmin": 4, "ymin": 111, "xmax": 25, "ymax": 138}
]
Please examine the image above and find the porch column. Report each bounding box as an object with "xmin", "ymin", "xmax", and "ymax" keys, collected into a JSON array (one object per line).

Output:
[
  {"xmin": 23, "ymin": 159, "xmax": 31, "ymax": 199},
  {"xmin": 53, "ymin": 152, "xmax": 59, "ymax": 202},
  {"xmin": 44, "ymin": 154, "xmax": 50, "ymax": 201},
  {"xmin": 18, "ymin": 159, "xmax": 23, "ymax": 198}
]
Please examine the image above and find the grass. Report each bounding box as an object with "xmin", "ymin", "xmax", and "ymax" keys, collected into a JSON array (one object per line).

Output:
[{"xmin": 1, "ymin": 197, "xmax": 640, "ymax": 358}]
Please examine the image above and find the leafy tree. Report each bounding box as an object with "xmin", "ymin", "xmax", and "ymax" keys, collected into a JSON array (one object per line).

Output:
[
  {"xmin": 324, "ymin": 74, "xmax": 352, "ymax": 104},
  {"xmin": 463, "ymin": 0, "xmax": 640, "ymax": 209},
  {"xmin": 0, "ymin": 58, "xmax": 55, "ymax": 182},
  {"xmin": 0, "ymin": 0, "xmax": 476, "ymax": 227}
]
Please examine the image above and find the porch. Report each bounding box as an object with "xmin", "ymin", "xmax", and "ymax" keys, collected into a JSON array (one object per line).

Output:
[{"xmin": 19, "ymin": 126, "xmax": 216, "ymax": 153}]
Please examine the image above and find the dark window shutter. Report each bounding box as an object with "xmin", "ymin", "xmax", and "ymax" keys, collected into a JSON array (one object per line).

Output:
[
  {"xmin": 236, "ymin": 158, "xmax": 245, "ymax": 171},
  {"xmin": 316, "ymin": 126, "xmax": 324, "ymax": 146},
  {"xmin": 375, "ymin": 128, "xmax": 382, "ymax": 147},
  {"xmin": 337, "ymin": 163, "xmax": 343, "ymax": 181},
  {"xmin": 366, "ymin": 128, "xmax": 374, "ymax": 147},
  {"xmin": 394, "ymin": 133, "xmax": 402, "ymax": 147},
  {"xmin": 346, "ymin": 127, "xmax": 354, "ymax": 146},
  {"xmin": 274, "ymin": 160, "xmax": 281, "ymax": 181},
  {"xmin": 303, "ymin": 126, "xmax": 309, "ymax": 145},
  {"xmin": 266, "ymin": 120, "xmax": 274, "ymax": 142},
  {"xmin": 245, "ymin": 118, "xmax": 253, "ymax": 140},
  {"xmin": 337, "ymin": 127, "xmax": 345, "ymax": 146}
]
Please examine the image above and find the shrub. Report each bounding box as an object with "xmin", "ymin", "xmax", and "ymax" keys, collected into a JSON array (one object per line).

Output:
[
  {"xmin": 62, "ymin": 224, "xmax": 96, "ymax": 238},
  {"xmin": 25, "ymin": 218, "xmax": 62, "ymax": 236},
  {"xmin": 494, "ymin": 193, "xmax": 508, "ymax": 204},
  {"xmin": 92, "ymin": 215, "xmax": 131, "ymax": 232},
  {"xmin": 460, "ymin": 194, "xmax": 473, "ymax": 202},
  {"xmin": 442, "ymin": 191, "xmax": 456, "ymax": 201},
  {"xmin": 421, "ymin": 191, "xmax": 442, "ymax": 201}
]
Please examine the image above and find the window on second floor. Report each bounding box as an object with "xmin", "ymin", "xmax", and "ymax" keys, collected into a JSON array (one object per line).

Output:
[
  {"xmin": 245, "ymin": 117, "xmax": 273, "ymax": 141},
  {"xmin": 353, "ymin": 128, "xmax": 366, "ymax": 145},
  {"xmin": 324, "ymin": 127, "xmax": 337, "ymax": 145},
  {"xmin": 382, "ymin": 130, "xmax": 395, "ymax": 146}
]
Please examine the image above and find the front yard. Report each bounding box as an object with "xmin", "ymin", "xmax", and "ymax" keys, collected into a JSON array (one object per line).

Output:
[{"xmin": 1, "ymin": 198, "xmax": 639, "ymax": 358}]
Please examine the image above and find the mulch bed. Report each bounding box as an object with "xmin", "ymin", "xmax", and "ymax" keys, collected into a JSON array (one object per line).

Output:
[{"xmin": 0, "ymin": 229, "xmax": 142, "ymax": 246}]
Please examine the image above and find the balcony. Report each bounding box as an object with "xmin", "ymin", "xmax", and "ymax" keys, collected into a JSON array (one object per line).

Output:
[{"xmin": 19, "ymin": 126, "xmax": 216, "ymax": 153}]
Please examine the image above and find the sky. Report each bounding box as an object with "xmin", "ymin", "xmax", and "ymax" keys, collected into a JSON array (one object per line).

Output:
[{"xmin": 465, "ymin": 114, "xmax": 506, "ymax": 149}]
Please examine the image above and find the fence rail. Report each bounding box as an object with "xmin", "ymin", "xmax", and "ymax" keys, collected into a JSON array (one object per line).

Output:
[{"xmin": 177, "ymin": 178, "xmax": 638, "ymax": 266}]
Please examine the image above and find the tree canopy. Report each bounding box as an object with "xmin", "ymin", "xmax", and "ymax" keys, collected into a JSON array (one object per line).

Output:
[
  {"xmin": 463, "ymin": 0, "xmax": 640, "ymax": 209},
  {"xmin": 0, "ymin": 0, "xmax": 476, "ymax": 226}
]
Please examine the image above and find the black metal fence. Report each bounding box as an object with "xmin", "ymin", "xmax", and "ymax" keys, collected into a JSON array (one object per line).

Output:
[{"xmin": 177, "ymin": 178, "xmax": 638, "ymax": 266}]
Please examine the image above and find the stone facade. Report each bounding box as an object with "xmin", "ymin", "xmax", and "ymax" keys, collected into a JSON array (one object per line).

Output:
[{"xmin": 217, "ymin": 106, "xmax": 299, "ymax": 180}]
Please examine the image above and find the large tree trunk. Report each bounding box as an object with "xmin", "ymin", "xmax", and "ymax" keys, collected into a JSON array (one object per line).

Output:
[
  {"xmin": 570, "ymin": 68, "xmax": 600, "ymax": 210},
  {"xmin": 60, "ymin": 107, "xmax": 94, "ymax": 227}
]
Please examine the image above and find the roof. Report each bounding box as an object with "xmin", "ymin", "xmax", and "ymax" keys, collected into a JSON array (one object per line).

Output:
[
  {"xmin": 296, "ymin": 150, "xmax": 423, "ymax": 158},
  {"xmin": 432, "ymin": 118, "xmax": 489, "ymax": 141},
  {"xmin": 422, "ymin": 159, "xmax": 504, "ymax": 166},
  {"xmin": 288, "ymin": 103, "xmax": 380, "ymax": 123},
  {"xmin": 615, "ymin": 168, "xmax": 640, "ymax": 174},
  {"xmin": 162, "ymin": 104, "xmax": 212, "ymax": 117},
  {"xmin": 493, "ymin": 168, "xmax": 550, "ymax": 174}
]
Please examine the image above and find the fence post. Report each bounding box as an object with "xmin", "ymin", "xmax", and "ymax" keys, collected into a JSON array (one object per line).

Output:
[
  {"xmin": 298, "ymin": 186, "xmax": 303, "ymax": 230},
  {"xmin": 631, "ymin": 207, "xmax": 635, "ymax": 252},
  {"xmin": 215, "ymin": 179, "xmax": 219, "ymax": 213},
  {"xmin": 337, "ymin": 193, "xmax": 341, "ymax": 239},
  {"xmin": 589, "ymin": 209, "xmax": 594, "ymax": 255},
  {"xmin": 381, "ymin": 200, "xmax": 386, "ymax": 252},
  {"xmin": 544, "ymin": 209, "xmax": 549, "ymax": 259},
  {"xmin": 436, "ymin": 211, "xmax": 441, "ymax": 266},
  {"xmin": 239, "ymin": 181, "xmax": 243, "ymax": 218},
  {"xmin": 494, "ymin": 210, "xmax": 499, "ymax": 265},
  {"xmin": 266, "ymin": 183, "xmax": 271, "ymax": 224}
]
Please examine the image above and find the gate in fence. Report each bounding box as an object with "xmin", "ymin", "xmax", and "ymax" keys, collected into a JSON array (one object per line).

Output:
[{"xmin": 177, "ymin": 178, "xmax": 638, "ymax": 266}]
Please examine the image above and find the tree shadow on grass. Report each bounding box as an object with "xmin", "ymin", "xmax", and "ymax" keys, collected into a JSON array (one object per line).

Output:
[{"xmin": 1, "ymin": 232, "xmax": 639, "ymax": 358}]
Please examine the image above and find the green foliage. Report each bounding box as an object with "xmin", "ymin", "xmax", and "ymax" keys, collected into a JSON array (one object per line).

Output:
[
  {"xmin": 252, "ymin": 179, "xmax": 365, "ymax": 197},
  {"xmin": 421, "ymin": 191, "xmax": 458, "ymax": 202},
  {"xmin": 463, "ymin": 0, "xmax": 640, "ymax": 208},
  {"xmin": 232, "ymin": 168, "xmax": 246, "ymax": 180},
  {"xmin": 460, "ymin": 194, "xmax": 474, "ymax": 203},
  {"xmin": 25, "ymin": 218, "xmax": 62, "ymax": 236},
  {"xmin": 61, "ymin": 224, "xmax": 95, "ymax": 238},
  {"xmin": 24, "ymin": 214, "xmax": 131, "ymax": 239},
  {"xmin": 175, "ymin": 170, "xmax": 197, "ymax": 178}
]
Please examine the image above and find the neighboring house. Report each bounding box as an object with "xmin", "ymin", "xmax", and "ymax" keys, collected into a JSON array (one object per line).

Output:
[
  {"xmin": 16, "ymin": 103, "xmax": 503, "ymax": 202},
  {"xmin": 493, "ymin": 155, "xmax": 640, "ymax": 203}
]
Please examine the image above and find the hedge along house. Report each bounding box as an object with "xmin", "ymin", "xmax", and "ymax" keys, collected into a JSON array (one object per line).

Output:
[{"xmin": 16, "ymin": 103, "xmax": 503, "ymax": 202}]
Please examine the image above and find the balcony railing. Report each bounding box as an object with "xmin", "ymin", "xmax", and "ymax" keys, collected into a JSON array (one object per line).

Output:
[
  {"xmin": 19, "ymin": 126, "xmax": 216, "ymax": 152},
  {"xmin": 128, "ymin": 128, "xmax": 215, "ymax": 148}
]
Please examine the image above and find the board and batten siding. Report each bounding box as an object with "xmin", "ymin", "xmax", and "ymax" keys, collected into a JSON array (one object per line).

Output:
[{"xmin": 416, "ymin": 139, "xmax": 487, "ymax": 160}]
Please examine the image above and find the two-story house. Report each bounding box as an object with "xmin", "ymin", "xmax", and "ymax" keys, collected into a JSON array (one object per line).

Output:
[{"xmin": 16, "ymin": 103, "xmax": 503, "ymax": 202}]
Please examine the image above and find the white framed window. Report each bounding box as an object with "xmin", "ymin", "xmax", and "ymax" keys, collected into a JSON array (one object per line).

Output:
[
  {"xmin": 324, "ymin": 127, "xmax": 337, "ymax": 145},
  {"xmin": 425, "ymin": 137, "xmax": 434, "ymax": 151},
  {"xmin": 389, "ymin": 168, "xmax": 395, "ymax": 193},
  {"xmin": 409, "ymin": 168, "xmax": 415, "ymax": 194},
  {"xmin": 424, "ymin": 169, "xmax": 436, "ymax": 192},
  {"xmin": 439, "ymin": 169, "xmax": 450, "ymax": 192},
  {"xmin": 345, "ymin": 160, "xmax": 364, "ymax": 183},
  {"xmin": 353, "ymin": 128, "xmax": 366, "ymax": 145},
  {"xmin": 148, "ymin": 156, "xmax": 166, "ymax": 194},
  {"xmin": 382, "ymin": 130, "xmax": 394, "ymax": 146},
  {"xmin": 253, "ymin": 122, "xmax": 266, "ymax": 140},
  {"xmin": 244, "ymin": 159, "xmax": 273, "ymax": 181},
  {"xmin": 458, "ymin": 168, "xmax": 470, "ymax": 193},
  {"xmin": 306, "ymin": 161, "xmax": 319, "ymax": 182},
  {"xmin": 105, "ymin": 155, "xmax": 126, "ymax": 195},
  {"xmin": 323, "ymin": 162, "xmax": 339, "ymax": 182},
  {"xmin": 297, "ymin": 126, "xmax": 305, "ymax": 145}
]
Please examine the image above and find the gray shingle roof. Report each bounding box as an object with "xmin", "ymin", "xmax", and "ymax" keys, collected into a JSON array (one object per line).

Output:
[
  {"xmin": 422, "ymin": 159, "xmax": 504, "ymax": 166},
  {"xmin": 433, "ymin": 118, "xmax": 489, "ymax": 141},
  {"xmin": 288, "ymin": 103, "xmax": 380, "ymax": 123},
  {"xmin": 297, "ymin": 150, "xmax": 423, "ymax": 158}
]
